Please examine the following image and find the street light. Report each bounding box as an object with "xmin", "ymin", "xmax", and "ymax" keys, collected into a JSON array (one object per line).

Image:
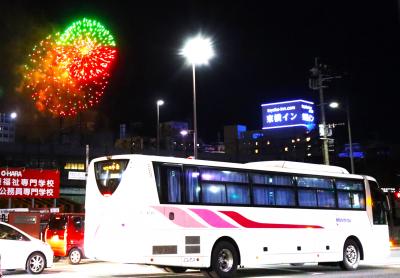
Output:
[
  {"xmin": 329, "ymin": 100, "xmax": 355, "ymax": 174},
  {"xmin": 6, "ymin": 112, "xmax": 17, "ymax": 208},
  {"xmin": 156, "ymin": 99, "xmax": 164, "ymax": 154},
  {"xmin": 180, "ymin": 34, "xmax": 215, "ymax": 159},
  {"xmin": 180, "ymin": 129, "xmax": 191, "ymax": 156}
]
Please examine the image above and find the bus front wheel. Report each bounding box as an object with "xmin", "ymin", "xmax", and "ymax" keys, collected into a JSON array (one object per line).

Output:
[
  {"xmin": 204, "ymin": 241, "xmax": 238, "ymax": 278},
  {"xmin": 339, "ymin": 239, "xmax": 360, "ymax": 270}
]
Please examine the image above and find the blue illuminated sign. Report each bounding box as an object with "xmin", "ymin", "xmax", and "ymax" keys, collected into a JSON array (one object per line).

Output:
[
  {"xmin": 261, "ymin": 99, "xmax": 315, "ymax": 130},
  {"xmin": 338, "ymin": 143, "xmax": 364, "ymax": 159}
]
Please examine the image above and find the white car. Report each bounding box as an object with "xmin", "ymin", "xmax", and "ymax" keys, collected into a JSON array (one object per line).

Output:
[{"xmin": 0, "ymin": 221, "xmax": 53, "ymax": 274}]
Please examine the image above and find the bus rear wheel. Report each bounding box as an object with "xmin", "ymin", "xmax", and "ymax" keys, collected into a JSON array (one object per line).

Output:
[
  {"xmin": 339, "ymin": 239, "xmax": 360, "ymax": 270},
  {"xmin": 204, "ymin": 241, "xmax": 238, "ymax": 278}
]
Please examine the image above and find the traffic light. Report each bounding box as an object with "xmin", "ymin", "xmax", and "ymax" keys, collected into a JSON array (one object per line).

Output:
[{"xmin": 395, "ymin": 191, "xmax": 400, "ymax": 199}]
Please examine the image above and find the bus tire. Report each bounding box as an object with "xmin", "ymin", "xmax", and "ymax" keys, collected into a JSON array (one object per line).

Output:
[
  {"xmin": 68, "ymin": 248, "xmax": 82, "ymax": 265},
  {"xmin": 205, "ymin": 241, "xmax": 238, "ymax": 278},
  {"xmin": 339, "ymin": 239, "xmax": 360, "ymax": 270},
  {"xmin": 163, "ymin": 266, "xmax": 187, "ymax": 273}
]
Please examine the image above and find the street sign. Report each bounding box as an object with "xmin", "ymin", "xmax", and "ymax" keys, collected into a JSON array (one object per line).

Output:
[
  {"xmin": 0, "ymin": 168, "xmax": 60, "ymax": 198},
  {"xmin": 68, "ymin": 171, "xmax": 86, "ymax": 180},
  {"xmin": 261, "ymin": 99, "xmax": 315, "ymax": 130}
]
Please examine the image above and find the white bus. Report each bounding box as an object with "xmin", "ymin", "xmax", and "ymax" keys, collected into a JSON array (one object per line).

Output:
[{"xmin": 84, "ymin": 155, "xmax": 390, "ymax": 277}]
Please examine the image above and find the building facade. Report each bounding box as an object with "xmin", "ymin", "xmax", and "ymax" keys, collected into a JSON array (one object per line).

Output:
[{"xmin": 0, "ymin": 113, "xmax": 16, "ymax": 143}]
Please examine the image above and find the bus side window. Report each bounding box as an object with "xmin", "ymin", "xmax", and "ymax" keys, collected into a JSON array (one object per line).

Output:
[
  {"xmin": 199, "ymin": 168, "xmax": 249, "ymax": 205},
  {"xmin": 297, "ymin": 176, "xmax": 335, "ymax": 208},
  {"xmin": 165, "ymin": 167, "xmax": 182, "ymax": 204},
  {"xmin": 227, "ymin": 184, "xmax": 250, "ymax": 205},
  {"xmin": 336, "ymin": 179, "xmax": 366, "ymax": 210},
  {"xmin": 185, "ymin": 167, "xmax": 200, "ymax": 203},
  {"xmin": 154, "ymin": 164, "xmax": 162, "ymax": 201},
  {"xmin": 202, "ymin": 183, "xmax": 226, "ymax": 204},
  {"xmin": 251, "ymin": 173, "xmax": 295, "ymax": 207}
]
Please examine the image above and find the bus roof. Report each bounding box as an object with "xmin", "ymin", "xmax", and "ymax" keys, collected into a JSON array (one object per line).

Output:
[
  {"xmin": 92, "ymin": 154, "xmax": 365, "ymax": 179},
  {"xmin": 245, "ymin": 161, "xmax": 350, "ymax": 174}
]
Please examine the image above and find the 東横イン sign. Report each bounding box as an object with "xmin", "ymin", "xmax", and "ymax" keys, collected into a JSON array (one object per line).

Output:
[
  {"xmin": 261, "ymin": 99, "xmax": 315, "ymax": 130},
  {"xmin": 0, "ymin": 168, "xmax": 60, "ymax": 198}
]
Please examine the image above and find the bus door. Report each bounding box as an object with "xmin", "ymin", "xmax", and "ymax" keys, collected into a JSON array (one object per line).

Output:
[
  {"xmin": 368, "ymin": 180, "xmax": 389, "ymax": 226},
  {"xmin": 366, "ymin": 179, "xmax": 390, "ymax": 259}
]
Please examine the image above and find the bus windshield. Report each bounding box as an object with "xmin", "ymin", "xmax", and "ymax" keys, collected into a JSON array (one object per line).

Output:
[{"xmin": 94, "ymin": 159, "xmax": 129, "ymax": 196}]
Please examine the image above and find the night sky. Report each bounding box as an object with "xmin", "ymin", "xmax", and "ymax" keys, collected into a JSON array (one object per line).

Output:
[{"xmin": 1, "ymin": 1, "xmax": 399, "ymax": 143}]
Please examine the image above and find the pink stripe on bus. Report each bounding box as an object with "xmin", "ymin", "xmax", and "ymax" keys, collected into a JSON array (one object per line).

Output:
[
  {"xmin": 190, "ymin": 208, "xmax": 238, "ymax": 228},
  {"xmin": 152, "ymin": 206, "xmax": 206, "ymax": 228},
  {"xmin": 220, "ymin": 211, "xmax": 323, "ymax": 229}
]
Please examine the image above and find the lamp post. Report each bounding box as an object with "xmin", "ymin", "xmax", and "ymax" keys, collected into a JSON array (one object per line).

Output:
[
  {"xmin": 319, "ymin": 83, "xmax": 330, "ymax": 165},
  {"xmin": 180, "ymin": 34, "xmax": 215, "ymax": 159},
  {"xmin": 156, "ymin": 99, "xmax": 164, "ymax": 154},
  {"xmin": 5, "ymin": 112, "xmax": 17, "ymax": 208},
  {"xmin": 329, "ymin": 100, "xmax": 355, "ymax": 174}
]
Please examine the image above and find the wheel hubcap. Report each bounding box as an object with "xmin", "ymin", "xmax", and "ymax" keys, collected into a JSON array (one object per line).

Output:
[
  {"xmin": 345, "ymin": 245, "xmax": 357, "ymax": 264},
  {"xmin": 217, "ymin": 248, "xmax": 233, "ymax": 272},
  {"xmin": 70, "ymin": 251, "xmax": 81, "ymax": 263},
  {"xmin": 29, "ymin": 255, "xmax": 44, "ymax": 272}
]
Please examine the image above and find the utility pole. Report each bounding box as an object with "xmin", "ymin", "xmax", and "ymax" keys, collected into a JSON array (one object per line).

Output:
[
  {"xmin": 345, "ymin": 98, "xmax": 355, "ymax": 174},
  {"xmin": 309, "ymin": 57, "xmax": 341, "ymax": 165}
]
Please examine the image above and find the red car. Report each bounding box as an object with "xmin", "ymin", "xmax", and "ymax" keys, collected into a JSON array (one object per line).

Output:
[{"xmin": 44, "ymin": 213, "xmax": 85, "ymax": 264}]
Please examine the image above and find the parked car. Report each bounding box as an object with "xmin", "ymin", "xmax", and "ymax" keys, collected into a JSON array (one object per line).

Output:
[
  {"xmin": 44, "ymin": 213, "xmax": 85, "ymax": 264},
  {"xmin": 0, "ymin": 221, "xmax": 53, "ymax": 274}
]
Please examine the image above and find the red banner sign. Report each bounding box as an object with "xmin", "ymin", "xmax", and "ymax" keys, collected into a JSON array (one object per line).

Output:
[{"xmin": 0, "ymin": 168, "xmax": 60, "ymax": 199}]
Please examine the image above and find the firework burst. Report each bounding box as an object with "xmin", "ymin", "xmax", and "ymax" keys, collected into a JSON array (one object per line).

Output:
[{"xmin": 22, "ymin": 18, "xmax": 117, "ymax": 117}]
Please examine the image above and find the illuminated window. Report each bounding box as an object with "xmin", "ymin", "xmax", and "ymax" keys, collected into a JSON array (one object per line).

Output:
[
  {"xmin": 64, "ymin": 163, "xmax": 85, "ymax": 170},
  {"xmin": 251, "ymin": 173, "xmax": 295, "ymax": 207},
  {"xmin": 202, "ymin": 183, "xmax": 226, "ymax": 204},
  {"xmin": 297, "ymin": 177, "xmax": 335, "ymax": 208}
]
